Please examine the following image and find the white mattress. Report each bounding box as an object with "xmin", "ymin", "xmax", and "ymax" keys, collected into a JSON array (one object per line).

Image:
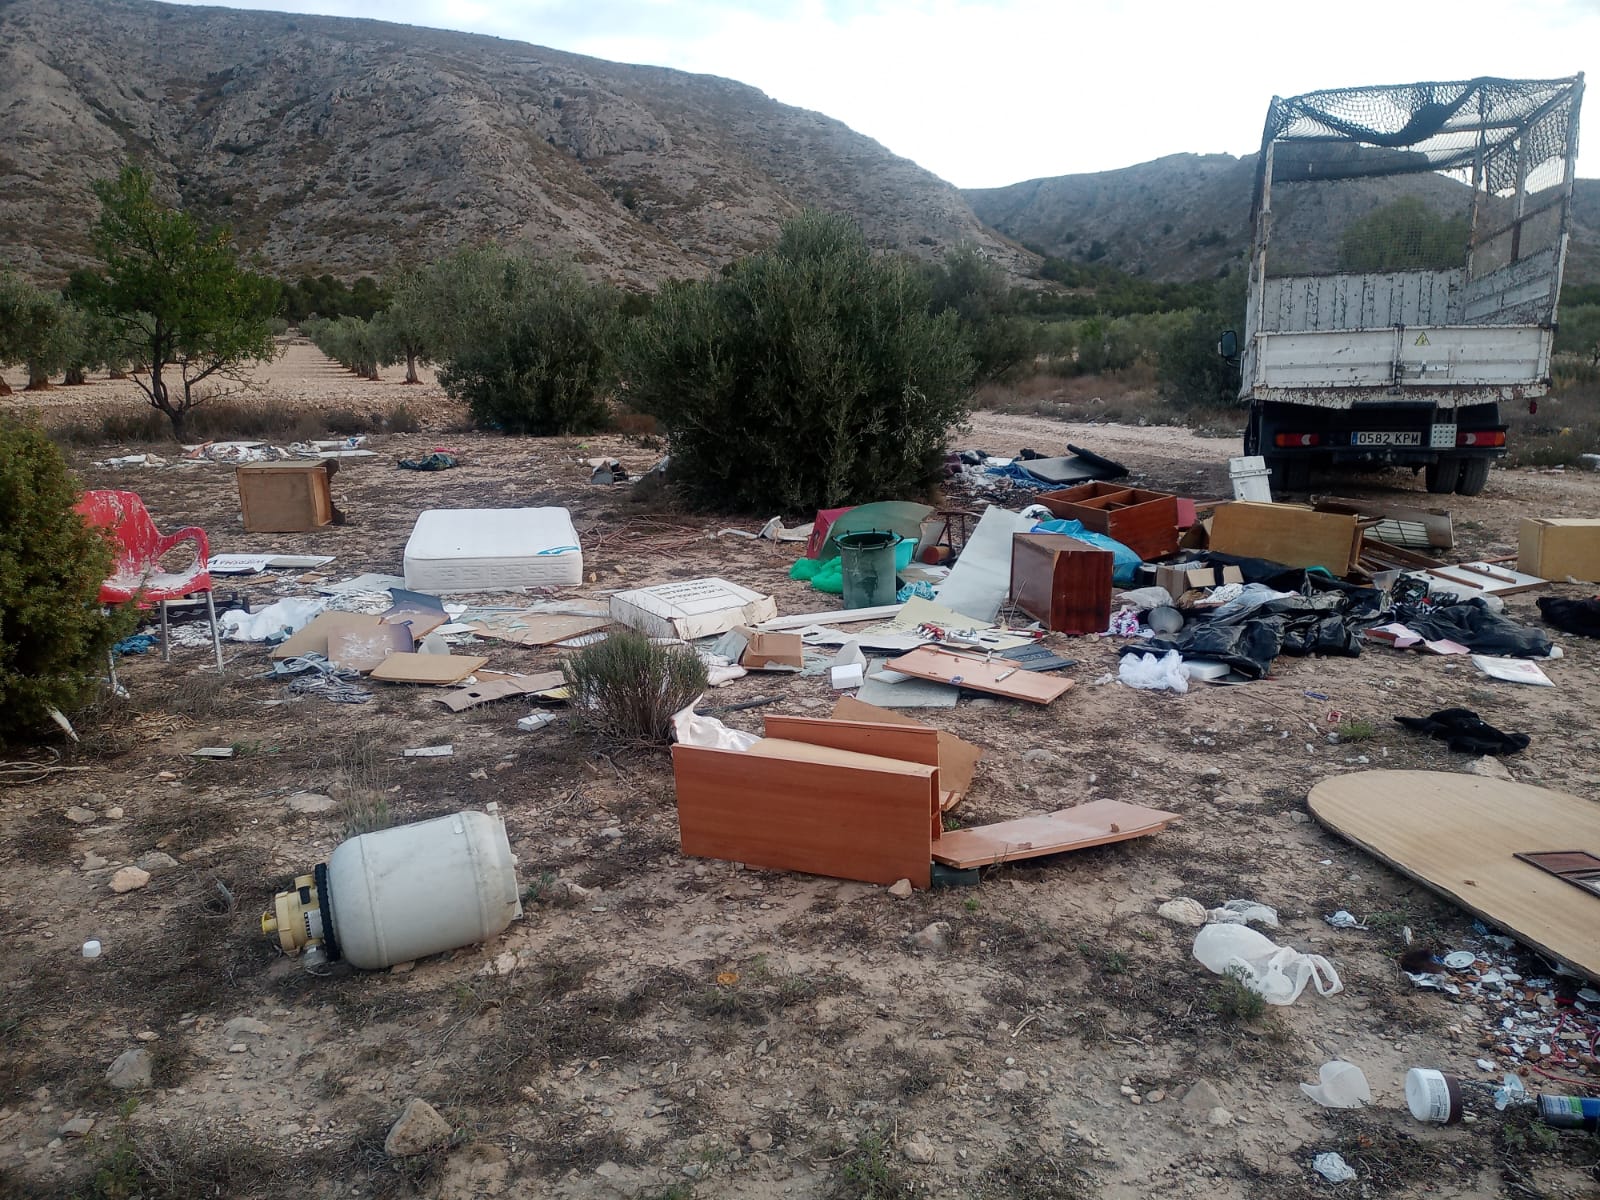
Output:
[{"xmin": 403, "ymin": 508, "xmax": 583, "ymax": 591}]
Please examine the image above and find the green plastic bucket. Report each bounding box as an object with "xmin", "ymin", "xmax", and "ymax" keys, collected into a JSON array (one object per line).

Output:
[{"xmin": 837, "ymin": 530, "xmax": 898, "ymax": 609}]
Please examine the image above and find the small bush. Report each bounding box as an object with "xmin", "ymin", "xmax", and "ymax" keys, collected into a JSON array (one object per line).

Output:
[
  {"xmin": 562, "ymin": 630, "xmax": 708, "ymax": 744},
  {"xmin": 1209, "ymin": 965, "xmax": 1268, "ymax": 1022},
  {"xmin": 385, "ymin": 402, "xmax": 421, "ymax": 433},
  {"xmin": 1335, "ymin": 717, "xmax": 1376, "ymax": 742},
  {"xmin": 620, "ymin": 211, "xmax": 975, "ymax": 511},
  {"xmin": 830, "ymin": 1128, "xmax": 915, "ymax": 1200},
  {"xmin": 0, "ymin": 420, "xmax": 135, "ymax": 743}
]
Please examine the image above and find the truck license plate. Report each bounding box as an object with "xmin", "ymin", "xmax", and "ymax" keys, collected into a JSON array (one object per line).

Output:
[{"xmin": 1353, "ymin": 431, "xmax": 1421, "ymax": 446}]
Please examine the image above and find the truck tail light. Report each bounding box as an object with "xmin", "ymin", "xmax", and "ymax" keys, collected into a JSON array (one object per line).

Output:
[
  {"xmin": 1457, "ymin": 431, "xmax": 1506, "ymax": 447},
  {"xmin": 1273, "ymin": 433, "xmax": 1320, "ymax": 448},
  {"xmin": 1529, "ymin": 399, "xmax": 1538, "ymax": 415}
]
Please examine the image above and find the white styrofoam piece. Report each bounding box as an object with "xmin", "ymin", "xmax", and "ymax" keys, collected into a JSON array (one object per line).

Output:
[
  {"xmin": 933, "ymin": 506, "xmax": 1037, "ymax": 623},
  {"xmin": 609, "ymin": 578, "xmax": 777, "ymax": 640},
  {"xmin": 403, "ymin": 508, "xmax": 583, "ymax": 592}
]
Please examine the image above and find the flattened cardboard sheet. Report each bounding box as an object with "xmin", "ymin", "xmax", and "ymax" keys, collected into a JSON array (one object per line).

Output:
[
  {"xmin": 887, "ymin": 646, "xmax": 1073, "ymax": 705},
  {"xmin": 270, "ymin": 612, "xmax": 380, "ymax": 660},
  {"xmin": 369, "ymin": 653, "xmax": 489, "ymax": 685},
  {"xmin": 433, "ymin": 670, "xmax": 567, "ymax": 711},
  {"xmin": 328, "ymin": 622, "xmax": 415, "ymax": 672}
]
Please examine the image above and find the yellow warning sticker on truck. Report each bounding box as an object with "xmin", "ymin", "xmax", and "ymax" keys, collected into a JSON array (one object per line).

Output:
[{"xmin": 1414, "ymin": 332, "xmax": 1430, "ymax": 346}]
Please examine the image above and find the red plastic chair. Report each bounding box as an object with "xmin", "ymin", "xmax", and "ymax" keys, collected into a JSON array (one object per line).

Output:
[{"xmin": 74, "ymin": 490, "xmax": 225, "ymax": 672}]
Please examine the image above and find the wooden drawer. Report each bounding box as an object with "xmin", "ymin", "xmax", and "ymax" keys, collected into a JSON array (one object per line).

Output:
[{"xmin": 1035, "ymin": 482, "xmax": 1179, "ymax": 560}]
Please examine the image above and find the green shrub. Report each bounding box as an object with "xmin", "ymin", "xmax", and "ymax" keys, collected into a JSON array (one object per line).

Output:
[
  {"xmin": 621, "ymin": 211, "xmax": 975, "ymax": 511},
  {"xmin": 1157, "ymin": 270, "xmax": 1246, "ymax": 409},
  {"xmin": 561, "ymin": 630, "xmax": 708, "ymax": 744},
  {"xmin": 427, "ymin": 246, "xmax": 617, "ymax": 435},
  {"xmin": 0, "ymin": 420, "xmax": 134, "ymax": 742}
]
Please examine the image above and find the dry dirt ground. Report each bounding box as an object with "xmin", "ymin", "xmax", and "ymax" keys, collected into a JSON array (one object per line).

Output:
[{"xmin": 4, "ymin": 346, "xmax": 1600, "ymax": 1199}]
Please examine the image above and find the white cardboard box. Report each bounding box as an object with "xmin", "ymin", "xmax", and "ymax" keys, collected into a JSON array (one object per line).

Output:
[{"xmin": 609, "ymin": 578, "xmax": 777, "ymax": 640}]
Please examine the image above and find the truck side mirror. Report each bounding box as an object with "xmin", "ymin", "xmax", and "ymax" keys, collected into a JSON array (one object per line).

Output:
[{"xmin": 1217, "ymin": 330, "xmax": 1238, "ymax": 361}]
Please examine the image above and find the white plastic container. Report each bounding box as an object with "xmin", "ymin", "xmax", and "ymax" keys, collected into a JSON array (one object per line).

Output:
[
  {"xmin": 1405, "ymin": 1068, "xmax": 1463, "ymax": 1124},
  {"xmin": 324, "ymin": 807, "xmax": 522, "ymax": 970},
  {"xmin": 1229, "ymin": 455, "xmax": 1273, "ymax": 502}
]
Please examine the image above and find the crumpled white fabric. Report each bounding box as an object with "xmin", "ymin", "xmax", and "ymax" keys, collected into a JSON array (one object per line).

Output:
[
  {"xmin": 1193, "ymin": 922, "xmax": 1343, "ymax": 1005},
  {"xmin": 671, "ymin": 701, "xmax": 759, "ymax": 752},
  {"xmin": 219, "ymin": 597, "xmax": 324, "ymax": 643},
  {"xmin": 1118, "ymin": 649, "xmax": 1188, "ymax": 692}
]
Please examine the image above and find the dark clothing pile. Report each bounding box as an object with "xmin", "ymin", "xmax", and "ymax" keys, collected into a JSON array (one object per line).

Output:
[
  {"xmin": 1537, "ymin": 596, "xmax": 1600, "ymax": 639},
  {"xmin": 1391, "ymin": 597, "xmax": 1553, "ymax": 658},
  {"xmin": 1118, "ymin": 555, "xmax": 1383, "ymax": 679},
  {"xmin": 1394, "ymin": 708, "xmax": 1530, "ymax": 755}
]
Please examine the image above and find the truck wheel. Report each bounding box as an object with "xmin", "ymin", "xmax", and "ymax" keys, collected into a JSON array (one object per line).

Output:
[
  {"xmin": 1455, "ymin": 458, "xmax": 1490, "ymax": 496},
  {"xmin": 1425, "ymin": 458, "xmax": 1461, "ymax": 494}
]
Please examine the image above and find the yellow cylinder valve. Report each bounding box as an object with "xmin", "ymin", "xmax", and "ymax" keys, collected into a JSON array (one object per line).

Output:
[{"xmin": 261, "ymin": 873, "xmax": 323, "ymax": 956}]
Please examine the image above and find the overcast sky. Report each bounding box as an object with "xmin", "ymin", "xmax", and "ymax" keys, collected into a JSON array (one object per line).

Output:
[{"xmin": 175, "ymin": 0, "xmax": 1594, "ymax": 188}]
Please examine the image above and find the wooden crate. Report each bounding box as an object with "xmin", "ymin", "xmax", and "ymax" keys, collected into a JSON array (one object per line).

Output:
[
  {"xmin": 1034, "ymin": 482, "xmax": 1179, "ymax": 560},
  {"xmin": 236, "ymin": 462, "xmax": 338, "ymax": 532},
  {"xmin": 1008, "ymin": 532, "xmax": 1113, "ymax": 634}
]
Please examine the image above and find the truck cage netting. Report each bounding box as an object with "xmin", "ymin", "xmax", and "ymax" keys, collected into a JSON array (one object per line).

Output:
[{"xmin": 1252, "ymin": 75, "xmax": 1584, "ymax": 220}]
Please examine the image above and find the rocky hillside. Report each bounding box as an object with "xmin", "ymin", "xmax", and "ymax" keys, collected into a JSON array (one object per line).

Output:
[
  {"xmin": 967, "ymin": 154, "xmax": 1600, "ymax": 287},
  {"xmin": 0, "ymin": 0, "xmax": 1031, "ymax": 286}
]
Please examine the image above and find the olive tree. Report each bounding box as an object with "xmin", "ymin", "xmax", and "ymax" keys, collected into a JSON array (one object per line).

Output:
[
  {"xmin": 86, "ymin": 165, "xmax": 279, "ymax": 440},
  {"xmin": 620, "ymin": 211, "xmax": 976, "ymax": 511}
]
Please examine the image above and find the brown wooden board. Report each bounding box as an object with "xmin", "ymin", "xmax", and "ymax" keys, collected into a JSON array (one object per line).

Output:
[
  {"xmin": 933, "ymin": 799, "xmax": 1179, "ymax": 868},
  {"xmin": 762, "ymin": 715, "xmax": 941, "ymax": 769},
  {"xmin": 672, "ymin": 743, "xmax": 936, "ymax": 888},
  {"xmin": 1308, "ymin": 770, "xmax": 1600, "ymax": 982},
  {"xmin": 369, "ymin": 653, "xmax": 489, "ymax": 685},
  {"xmin": 1210, "ymin": 502, "xmax": 1363, "ymax": 575},
  {"xmin": 886, "ymin": 646, "xmax": 1073, "ymax": 704},
  {"xmin": 1009, "ymin": 533, "xmax": 1113, "ymax": 634},
  {"xmin": 831, "ymin": 697, "xmax": 984, "ymax": 799}
]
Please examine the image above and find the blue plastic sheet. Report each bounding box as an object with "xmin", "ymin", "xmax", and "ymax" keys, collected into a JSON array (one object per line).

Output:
[{"xmin": 1029, "ymin": 518, "xmax": 1141, "ymax": 586}]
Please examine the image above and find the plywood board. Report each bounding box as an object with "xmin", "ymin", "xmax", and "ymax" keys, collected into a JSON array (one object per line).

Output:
[
  {"xmin": 1308, "ymin": 770, "xmax": 1600, "ymax": 982},
  {"xmin": 1209, "ymin": 502, "xmax": 1362, "ymax": 575},
  {"xmin": 270, "ymin": 612, "xmax": 381, "ymax": 660},
  {"xmin": 887, "ymin": 646, "xmax": 1073, "ymax": 705},
  {"xmin": 933, "ymin": 799, "xmax": 1179, "ymax": 868},
  {"xmin": 672, "ymin": 744, "xmax": 936, "ymax": 888},
  {"xmin": 369, "ymin": 653, "xmax": 489, "ymax": 685},
  {"xmin": 831, "ymin": 697, "xmax": 983, "ymax": 797},
  {"xmin": 466, "ymin": 612, "xmax": 612, "ymax": 646}
]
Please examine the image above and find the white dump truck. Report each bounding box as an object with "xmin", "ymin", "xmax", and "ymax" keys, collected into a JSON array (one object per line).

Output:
[{"xmin": 1229, "ymin": 75, "xmax": 1585, "ymax": 495}]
